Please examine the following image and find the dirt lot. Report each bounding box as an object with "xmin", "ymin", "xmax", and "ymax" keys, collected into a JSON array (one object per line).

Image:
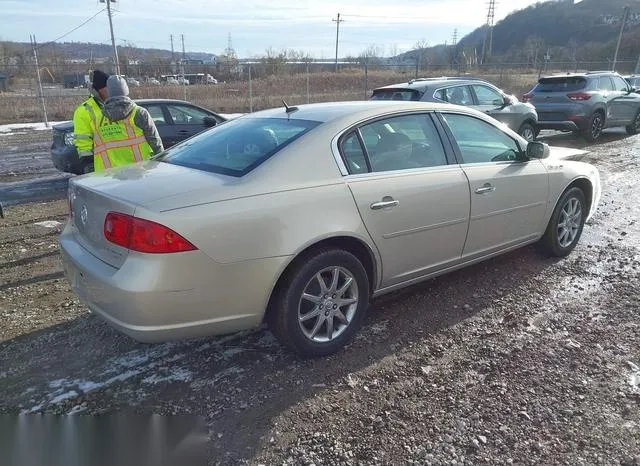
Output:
[{"xmin": 0, "ymin": 126, "xmax": 639, "ymax": 465}]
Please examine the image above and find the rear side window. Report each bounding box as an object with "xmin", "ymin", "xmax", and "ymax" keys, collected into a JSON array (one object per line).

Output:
[
  {"xmin": 535, "ymin": 77, "xmax": 587, "ymax": 92},
  {"xmin": 435, "ymin": 86, "xmax": 473, "ymax": 105},
  {"xmin": 156, "ymin": 117, "xmax": 320, "ymax": 177},
  {"xmin": 597, "ymin": 77, "xmax": 614, "ymax": 91},
  {"xmin": 370, "ymin": 89, "xmax": 422, "ymax": 101}
]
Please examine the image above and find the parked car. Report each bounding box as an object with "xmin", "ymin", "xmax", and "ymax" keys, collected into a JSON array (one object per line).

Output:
[
  {"xmin": 146, "ymin": 77, "xmax": 161, "ymax": 85},
  {"xmin": 371, "ymin": 77, "xmax": 539, "ymax": 141},
  {"xmin": 51, "ymin": 99, "xmax": 227, "ymax": 174},
  {"xmin": 177, "ymin": 76, "xmax": 190, "ymax": 85},
  {"xmin": 125, "ymin": 77, "xmax": 140, "ymax": 87},
  {"xmin": 166, "ymin": 77, "xmax": 180, "ymax": 85},
  {"xmin": 523, "ymin": 71, "xmax": 640, "ymax": 142},
  {"xmin": 623, "ymin": 75, "xmax": 640, "ymax": 90},
  {"xmin": 60, "ymin": 101, "xmax": 601, "ymax": 357}
]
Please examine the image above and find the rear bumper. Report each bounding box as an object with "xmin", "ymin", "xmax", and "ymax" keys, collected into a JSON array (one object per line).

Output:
[
  {"xmin": 537, "ymin": 121, "xmax": 580, "ymax": 132},
  {"xmin": 59, "ymin": 222, "xmax": 288, "ymax": 342}
]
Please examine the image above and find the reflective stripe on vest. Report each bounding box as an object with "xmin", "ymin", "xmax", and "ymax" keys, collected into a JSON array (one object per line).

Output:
[
  {"xmin": 89, "ymin": 106, "xmax": 152, "ymax": 171},
  {"xmin": 84, "ymin": 102, "xmax": 111, "ymax": 169}
]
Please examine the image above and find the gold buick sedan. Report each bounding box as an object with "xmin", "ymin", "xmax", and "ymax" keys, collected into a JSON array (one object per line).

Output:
[{"xmin": 60, "ymin": 101, "xmax": 601, "ymax": 356}]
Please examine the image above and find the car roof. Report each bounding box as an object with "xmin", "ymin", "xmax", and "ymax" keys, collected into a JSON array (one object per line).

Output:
[
  {"xmin": 374, "ymin": 77, "xmax": 491, "ymax": 91},
  {"xmin": 540, "ymin": 71, "xmax": 620, "ymax": 80},
  {"xmin": 243, "ymin": 100, "xmax": 485, "ymax": 125},
  {"xmin": 135, "ymin": 99, "xmax": 193, "ymax": 105}
]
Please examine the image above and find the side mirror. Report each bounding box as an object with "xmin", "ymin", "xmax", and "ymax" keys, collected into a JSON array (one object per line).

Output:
[
  {"xmin": 203, "ymin": 116, "xmax": 218, "ymax": 128},
  {"xmin": 526, "ymin": 141, "xmax": 550, "ymax": 159}
]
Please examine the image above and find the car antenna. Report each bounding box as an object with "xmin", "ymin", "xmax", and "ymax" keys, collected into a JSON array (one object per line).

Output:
[{"xmin": 282, "ymin": 99, "xmax": 298, "ymax": 114}]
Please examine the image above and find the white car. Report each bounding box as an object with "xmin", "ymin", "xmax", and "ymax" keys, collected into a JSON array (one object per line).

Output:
[
  {"xmin": 177, "ymin": 76, "xmax": 190, "ymax": 85},
  {"xmin": 125, "ymin": 77, "xmax": 140, "ymax": 87}
]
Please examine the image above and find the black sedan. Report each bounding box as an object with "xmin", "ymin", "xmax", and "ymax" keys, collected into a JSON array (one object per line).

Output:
[{"xmin": 51, "ymin": 99, "xmax": 228, "ymax": 174}]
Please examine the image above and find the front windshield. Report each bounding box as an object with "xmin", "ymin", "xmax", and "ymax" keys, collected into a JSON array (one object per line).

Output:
[{"xmin": 155, "ymin": 117, "xmax": 321, "ymax": 177}]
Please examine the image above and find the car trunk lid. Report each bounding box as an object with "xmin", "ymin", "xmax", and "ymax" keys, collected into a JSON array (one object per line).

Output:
[
  {"xmin": 69, "ymin": 180, "xmax": 136, "ymax": 269},
  {"xmin": 529, "ymin": 76, "xmax": 588, "ymax": 104}
]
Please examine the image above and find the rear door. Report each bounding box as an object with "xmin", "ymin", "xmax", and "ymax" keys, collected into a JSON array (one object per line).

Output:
[
  {"xmin": 610, "ymin": 75, "xmax": 638, "ymax": 124},
  {"xmin": 596, "ymin": 76, "xmax": 621, "ymax": 125},
  {"xmin": 341, "ymin": 112, "xmax": 471, "ymax": 287},
  {"xmin": 439, "ymin": 112, "xmax": 549, "ymax": 259}
]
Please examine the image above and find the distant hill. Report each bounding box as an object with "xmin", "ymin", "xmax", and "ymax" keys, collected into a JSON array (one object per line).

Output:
[
  {"xmin": 398, "ymin": 0, "xmax": 640, "ymax": 65},
  {"xmin": 0, "ymin": 41, "xmax": 217, "ymax": 63}
]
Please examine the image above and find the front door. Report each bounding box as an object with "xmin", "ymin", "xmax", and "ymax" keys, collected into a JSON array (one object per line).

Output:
[
  {"xmin": 340, "ymin": 113, "xmax": 471, "ymax": 287},
  {"xmin": 166, "ymin": 103, "xmax": 210, "ymax": 143},
  {"xmin": 440, "ymin": 112, "xmax": 549, "ymax": 259}
]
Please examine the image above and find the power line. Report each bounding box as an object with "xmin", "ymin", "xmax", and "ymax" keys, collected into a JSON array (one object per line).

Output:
[{"xmin": 35, "ymin": 9, "xmax": 106, "ymax": 51}]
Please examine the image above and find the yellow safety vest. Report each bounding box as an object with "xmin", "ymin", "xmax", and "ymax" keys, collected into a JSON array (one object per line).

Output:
[{"xmin": 87, "ymin": 106, "xmax": 154, "ymax": 172}]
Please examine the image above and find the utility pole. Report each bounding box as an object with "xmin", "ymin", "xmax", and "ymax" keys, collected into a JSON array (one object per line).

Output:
[
  {"xmin": 180, "ymin": 34, "xmax": 187, "ymax": 100},
  {"xmin": 452, "ymin": 29, "xmax": 458, "ymax": 67},
  {"xmin": 482, "ymin": 0, "xmax": 497, "ymax": 65},
  {"xmin": 170, "ymin": 34, "xmax": 175, "ymax": 62},
  {"xmin": 100, "ymin": 0, "xmax": 120, "ymax": 74},
  {"xmin": 30, "ymin": 34, "xmax": 48, "ymax": 127},
  {"xmin": 612, "ymin": 5, "xmax": 630, "ymax": 71},
  {"xmin": 333, "ymin": 13, "xmax": 344, "ymax": 72}
]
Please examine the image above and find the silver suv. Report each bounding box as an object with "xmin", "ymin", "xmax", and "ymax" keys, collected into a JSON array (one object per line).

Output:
[
  {"xmin": 524, "ymin": 71, "xmax": 640, "ymax": 142},
  {"xmin": 371, "ymin": 77, "xmax": 539, "ymax": 141}
]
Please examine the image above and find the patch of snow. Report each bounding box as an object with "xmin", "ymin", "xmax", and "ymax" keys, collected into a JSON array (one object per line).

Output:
[
  {"xmin": 142, "ymin": 368, "xmax": 192, "ymax": 385},
  {"xmin": 0, "ymin": 131, "xmax": 27, "ymax": 137},
  {"xmin": 0, "ymin": 121, "xmax": 66, "ymax": 133},
  {"xmin": 33, "ymin": 220, "xmax": 62, "ymax": 228}
]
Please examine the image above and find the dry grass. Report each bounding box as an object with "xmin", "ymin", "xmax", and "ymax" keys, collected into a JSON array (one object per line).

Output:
[{"xmin": 0, "ymin": 69, "xmax": 540, "ymax": 125}]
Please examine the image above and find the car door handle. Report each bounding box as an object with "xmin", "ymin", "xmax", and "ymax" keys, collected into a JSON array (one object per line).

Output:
[
  {"xmin": 475, "ymin": 184, "xmax": 496, "ymax": 194},
  {"xmin": 370, "ymin": 197, "xmax": 399, "ymax": 210}
]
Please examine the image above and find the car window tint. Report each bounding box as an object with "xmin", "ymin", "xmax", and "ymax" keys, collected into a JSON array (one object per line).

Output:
[
  {"xmin": 472, "ymin": 85, "xmax": 503, "ymax": 106},
  {"xmin": 442, "ymin": 113, "xmax": 521, "ymax": 164},
  {"xmin": 535, "ymin": 77, "xmax": 587, "ymax": 92},
  {"xmin": 597, "ymin": 77, "xmax": 614, "ymax": 91},
  {"xmin": 358, "ymin": 114, "xmax": 447, "ymax": 172},
  {"xmin": 612, "ymin": 76, "xmax": 630, "ymax": 91},
  {"xmin": 370, "ymin": 89, "xmax": 421, "ymax": 101},
  {"xmin": 340, "ymin": 132, "xmax": 368, "ymax": 174},
  {"xmin": 144, "ymin": 105, "xmax": 167, "ymax": 125},
  {"xmin": 156, "ymin": 118, "xmax": 320, "ymax": 177},
  {"xmin": 167, "ymin": 105, "xmax": 210, "ymax": 125}
]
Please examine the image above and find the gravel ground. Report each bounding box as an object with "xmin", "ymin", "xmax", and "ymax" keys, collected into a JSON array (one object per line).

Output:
[{"xmin": 0, "ymin": 127, "xmax": 639, "ymax": 465}]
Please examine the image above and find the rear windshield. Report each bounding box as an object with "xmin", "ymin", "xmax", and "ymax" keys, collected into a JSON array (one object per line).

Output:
[
  {"xmin": 370, "ymin": 89, "xmax": 422, "ymax": 101},
  {"xmin": 534, "ymin": 77, "xmax": 587, "ymax": 92},
  {"xmin": 155, "ymin": 117, "xmax": 320, "ymax": 177}
]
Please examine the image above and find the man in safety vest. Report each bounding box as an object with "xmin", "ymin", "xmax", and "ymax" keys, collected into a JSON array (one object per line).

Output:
[
  {"xmin": 91, "ymin": 75, "xmax": 164, "ymax": 172},
  {"xmin": 72, "ymin": 69, "xmax": 110, "ymax": 172}
]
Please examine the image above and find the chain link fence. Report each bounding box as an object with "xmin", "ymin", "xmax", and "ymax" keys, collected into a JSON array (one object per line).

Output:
[{"xmin": 1, "ymin": 59, "xmax": 638, "ymax": 125}]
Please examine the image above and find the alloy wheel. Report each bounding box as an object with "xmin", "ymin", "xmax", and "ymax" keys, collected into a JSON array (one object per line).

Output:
[
  {"xmin": 591, "ymin": 114, "xmax": 604, "ymax": 140},
  {"xmin": 557, "ymin": 197, "xmax": 583, "ymax": 248},
  {"xmin": 297, "ymin": 266, "xmax": 359, "ymax": 343}
]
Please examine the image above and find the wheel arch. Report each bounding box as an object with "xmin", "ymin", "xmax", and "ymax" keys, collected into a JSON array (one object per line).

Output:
[
  {"xmin": 263, "ymin": 234, "xmax": 380, "ymax": 323},
  {"xmin": 548, "ymin": 176, "xmax": 594, "ymax": 225}
]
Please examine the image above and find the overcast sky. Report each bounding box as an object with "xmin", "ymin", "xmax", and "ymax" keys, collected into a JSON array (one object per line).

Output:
[{"xmin": 1, "ymin": 0, "xmax": 543, "ymax": 57}]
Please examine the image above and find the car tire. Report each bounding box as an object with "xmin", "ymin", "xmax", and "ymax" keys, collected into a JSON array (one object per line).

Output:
[
  {"xmin": 582, "ymin": 111, "xmax": 604, "ymax": 142},
  {"xmin": 625, "ymin": 110, "xmax": 640, "ymax": 135},
  {"xmin": 538, "ymin": 187, "xmax": 587, "ymax": 257},
  {"xmin": 268, "ymin": 248, "xmax": 370, "ymax": 357},
  {"xmin": 518, "ymin": 122, "xmax": 536, "ymax": 141}
]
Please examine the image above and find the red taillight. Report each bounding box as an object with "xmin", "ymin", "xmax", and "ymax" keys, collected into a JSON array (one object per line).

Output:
[
  {"xmin": 104, "ymin": 212, "xmax": 196, "ymax": 254},
  {"xmin": 567, "ymin": 92, "xmax": 592, "ymax": 101},
  {"xmin": 522, "ymin": 93, "xmax": 532, "ymax": 103}
]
